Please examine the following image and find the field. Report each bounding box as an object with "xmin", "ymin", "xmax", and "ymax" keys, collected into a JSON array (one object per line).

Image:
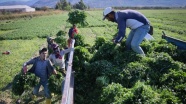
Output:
[{"xmin": 0, "ymin": 9, "xmax": 186, "ymax": 103}]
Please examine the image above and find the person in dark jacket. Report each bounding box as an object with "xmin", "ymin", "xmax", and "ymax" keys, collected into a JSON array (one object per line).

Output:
[
  {"xmin": 22, "ymin": 47, "xmax": 57, "ymax": 104},
  {"xmin": 103, "ymin": 7, "xmax": 151, "ymax": 56},
  {"xmin": 68, "ymin": 24, "xmax": 78, "ymax": 47}
]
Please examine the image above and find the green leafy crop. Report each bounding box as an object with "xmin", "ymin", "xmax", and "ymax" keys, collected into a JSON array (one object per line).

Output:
[{"xmin": 67, "ymin": 10, "xmax": 88, "ymax": 27}]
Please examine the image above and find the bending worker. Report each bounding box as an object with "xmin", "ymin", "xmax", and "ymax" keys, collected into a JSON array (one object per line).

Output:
[{"xmin": 103, "ymin": 7, "xmax": 151, "ymax": 56}]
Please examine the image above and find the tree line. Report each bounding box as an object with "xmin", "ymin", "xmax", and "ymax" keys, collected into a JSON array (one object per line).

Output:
[{"xmin": 55, "ymin": 0, "xmax": 88, "ymax": 11}]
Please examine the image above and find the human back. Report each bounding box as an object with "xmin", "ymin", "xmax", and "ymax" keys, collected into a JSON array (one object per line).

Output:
[{"xmin": 116, "ymin": 9, "xmax": 150, "ymax": 29}]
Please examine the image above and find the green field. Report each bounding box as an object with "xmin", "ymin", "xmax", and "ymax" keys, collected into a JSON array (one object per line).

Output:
[{"xmin": 0, "ymin": 9, "xmax": 186, "ymax": 103}]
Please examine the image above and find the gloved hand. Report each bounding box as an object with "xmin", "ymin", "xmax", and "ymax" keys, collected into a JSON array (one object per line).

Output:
[
  {"xmin": 112, "ymin": 39, "xmax": 115, "ymax": 43},
  {"xmin": 56, "ymin": 74, "xmax": 61, "ymax": 79},
  {"xmin": 112, "ymin": 39, "xmax": 118, "ymax": 44}
]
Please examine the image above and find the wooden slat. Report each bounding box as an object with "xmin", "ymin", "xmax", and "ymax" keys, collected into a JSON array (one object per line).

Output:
[{"xmin": 61, "ymin": 39, "xmax": 75, "ymax": 104}]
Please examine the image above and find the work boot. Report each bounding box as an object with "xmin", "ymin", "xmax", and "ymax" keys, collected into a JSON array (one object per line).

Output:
[{"xmin": 46, "ymin": 99, "xmax": 51, "ymax": 104}]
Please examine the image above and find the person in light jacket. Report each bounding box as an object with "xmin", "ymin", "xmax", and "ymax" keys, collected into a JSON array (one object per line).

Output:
[
  {"xmin": 49, "ymin": 44, "xmax": 73, "ymax": 73},
  {"xmin": 103, "ymin": 7, "xmax": 151, "ymax": 56}
]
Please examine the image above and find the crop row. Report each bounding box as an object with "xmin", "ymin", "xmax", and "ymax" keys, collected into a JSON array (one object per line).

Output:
[{"xmin": 0, "ymin": 13, "xmax": 68, "ymax": 40}]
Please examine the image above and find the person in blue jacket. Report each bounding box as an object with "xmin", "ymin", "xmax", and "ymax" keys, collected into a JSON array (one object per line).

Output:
[
  {"xmin": 103, "ymin": 7, "xmax": 150, "ymax": 56},
  {"xmin": 22, "ymin": 47, "xmax": 57, "ymax": 104}
]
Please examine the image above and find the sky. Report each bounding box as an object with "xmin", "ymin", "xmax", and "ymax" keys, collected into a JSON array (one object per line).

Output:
[{"xmin": 0, "ymin": 0, "xmax": 30, "ymax": 3}]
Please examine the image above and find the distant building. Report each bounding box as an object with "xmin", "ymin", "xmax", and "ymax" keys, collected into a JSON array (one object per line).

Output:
[{"xmin": 0, "ymin": 5, "xmax": 35, "ymax": 13}]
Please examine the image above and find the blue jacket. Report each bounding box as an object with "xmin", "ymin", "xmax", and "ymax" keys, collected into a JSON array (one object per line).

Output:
[
  {"xmin": 24, "ymin": 57, "xmax": 54, "ymax": 82},
  {"xmin": 114, "ymin": 9, "xmax": 150, "ymax": 43}
]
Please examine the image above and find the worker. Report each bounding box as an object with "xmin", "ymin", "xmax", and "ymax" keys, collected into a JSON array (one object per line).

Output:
[
  {"xmin": 49, "ymin": 44, "xmax": 73, "ymax": 75},
  {"xmin": 22, "ymin": 47, "xmax": 57, "ymax": 104},
  {"xmin": 47, "ymin": 37, "xmax": 56, "ymax": 54},
  {"xmin": 68, "ymin": 24, "xmax": 78, "ymax": 47},
  {"xmin": 103, "ymin": 7, "xmax": 151, "ymax": 56}
]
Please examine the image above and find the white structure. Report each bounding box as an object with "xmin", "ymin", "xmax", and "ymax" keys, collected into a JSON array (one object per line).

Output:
[{"xmin": 0, "ymin": 5, "xmax": 35, "ymax": 12}]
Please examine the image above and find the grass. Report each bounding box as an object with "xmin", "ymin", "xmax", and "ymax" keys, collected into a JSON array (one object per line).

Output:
[
  {"xmin": 0, "ymin": 38, "xmax": 46, "ymax": 103},
  {"xmin": 84, "ymin": 9, "xmax": 186, "ymax": 41},
  {"xmin": 0, "ymin": 38, "xmax": 46, "ymax": 89},
  {"xmin": 0, "ymin": 12, "xmax": 69, "ymax": 40},
  {"xmin": 139, "ymin": 9, "xmax": 186, "ymax": 40},
  {"xmin": 0, "ymin": 30, "xmax": 14, "ymax": 35},
  {"xmin": 0, "ymin": 10, "xmax": 63, "ymax": 20}
]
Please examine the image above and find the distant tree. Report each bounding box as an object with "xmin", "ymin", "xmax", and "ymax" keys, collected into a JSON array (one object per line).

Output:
[
  {"xmin": 55, "ymin": 1, "xmax": 62, "ymax": 10},
  {"xmin": 73, "ymin": 0, "xmax": 87, "ymax": 10},
  {"xmin": 87, "ymin": 5, "xmax": 90, "ymax": 9},
  {"xmin": 41, "ymin": 6, "xmax": 49, "ymax": 11},
  {"xmin": 62, "ymin": 0, "xmax": 71, "ymax": 10},
  {"xmin": 55, "ymin": 0, "xmax": 71, "ymax": 11}
]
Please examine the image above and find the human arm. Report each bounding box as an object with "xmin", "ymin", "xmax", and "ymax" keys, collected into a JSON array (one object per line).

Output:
[
  {"xmin": 62, "ymin": 48, "xmax": 74, "ymax": 54},
  {"xmin": 53, "ymin": 69, "xmax": 57, "ymax": 75},
  {"xmin": 113, "ymin": 19, "xmax": 126, "ymax": 43},
  {"xmin": 47, "ymin": 60, "xmax": 57, "ymax": 75},
  {"xmin": 22, "ymin": 57, "xmax": 36, "ymax": 74},
  {"xmin": 48, "ymin": 54, "xmax": 54, "ymax": 64}
]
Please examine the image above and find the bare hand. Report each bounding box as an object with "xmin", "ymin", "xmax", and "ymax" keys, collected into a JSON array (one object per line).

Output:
[{"xmin": 23, "ymin": 66, "xmax": 27, "ymax": 74}]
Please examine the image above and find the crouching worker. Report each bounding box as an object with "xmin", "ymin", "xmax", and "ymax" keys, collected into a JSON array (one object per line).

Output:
[
  {"xmin": 22, "ymin": 47, "xmax": 57, "ymax": 104},
  {"xmin": 49, "ymin": 44, "xmax": 73, "ymax": 75}
]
